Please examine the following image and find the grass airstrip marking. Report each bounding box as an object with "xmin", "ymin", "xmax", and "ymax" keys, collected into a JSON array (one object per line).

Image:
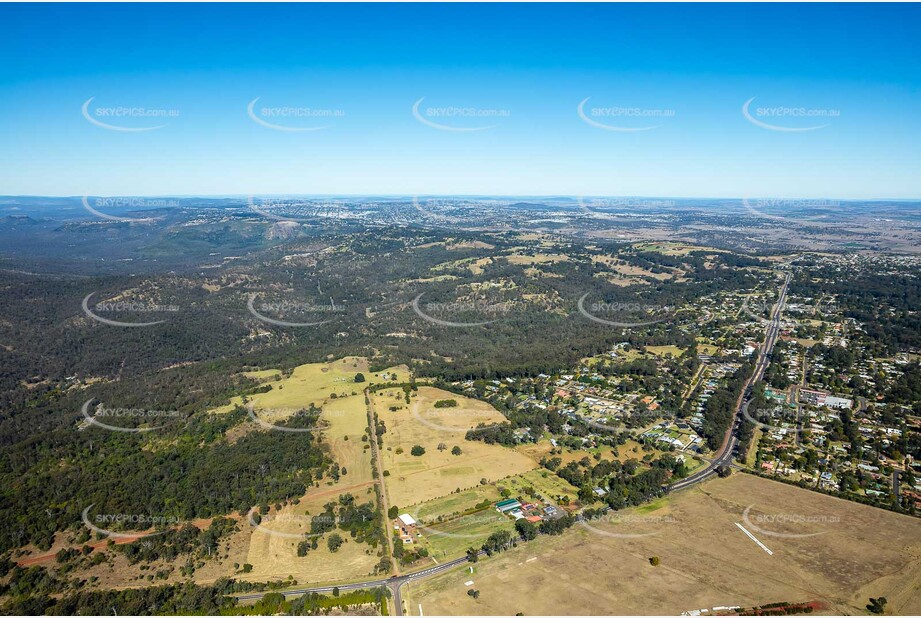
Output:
[{"xmin": 735, "ymin": 522, "xmax": 774, "ymax": 555}]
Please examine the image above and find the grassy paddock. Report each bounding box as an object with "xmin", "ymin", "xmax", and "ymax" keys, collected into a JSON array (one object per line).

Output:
[
  {"xmin": 375, "ymin": 386, "xmax": 537, "ymax": 509},
  {"xmin": 404, "ymin": 473, "xmax": 921, "ymax": 616}
]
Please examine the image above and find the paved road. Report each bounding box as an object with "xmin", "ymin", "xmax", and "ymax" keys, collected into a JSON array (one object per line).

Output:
[
  {"xmin": 669, "ymin": 272, "xmax": 791, "ymax": 492},
  {"xmin": 235, "ymin": 551, "xmax": 483, "ymax": 615}
]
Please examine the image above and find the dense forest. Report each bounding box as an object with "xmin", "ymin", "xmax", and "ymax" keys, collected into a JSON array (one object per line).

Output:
[
  {"xmin": 1, "ymin": 406, "xmax": 330, "ymax": 552},
  {"xmin": 0, "ymin": 572, "xmax": 388, "ymax": 616}
]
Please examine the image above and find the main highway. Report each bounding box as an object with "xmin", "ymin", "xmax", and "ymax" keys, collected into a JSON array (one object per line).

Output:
[
  {"xmin": 668, "ymin": 271, "xmax": 791, "ymax": 492},
  {"xmin": 236, "ymin": 272, "xmax": 793, "ymax": 613}
]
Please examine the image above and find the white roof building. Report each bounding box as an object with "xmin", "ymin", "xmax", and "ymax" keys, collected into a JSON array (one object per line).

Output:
[
  {"xmin": 824, "ymin": 396, "xmax": 852, "ymax": 409},
  {"xmin": 398, "ymin": 513, "xmax": 417, "ymax": 527}
]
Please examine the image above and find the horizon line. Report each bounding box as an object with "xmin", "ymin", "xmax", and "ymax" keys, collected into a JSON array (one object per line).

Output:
[{"xmin": 4, "ymin": 194, "xmax": 920, "ymax": 202}]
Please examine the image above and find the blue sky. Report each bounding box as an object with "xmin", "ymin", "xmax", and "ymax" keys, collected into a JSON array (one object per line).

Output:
[{"xmin": 1, "ymin": 3, "xmax": 919, "ymax": 198}]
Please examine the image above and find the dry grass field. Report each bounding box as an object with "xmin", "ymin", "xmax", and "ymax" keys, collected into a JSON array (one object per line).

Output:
[
  {"xmin": 415, "ymin": 240, "xmax": 495, "ymax": 250},
  {"xmin": 431, "ymin": 257, "xmax": 495, "ymax": 275},
  {"xmin": 504, "ymin": 253, "xmax": 571, "ymax": 266},
  {"xmin": 590, "ymin": 254, "xmax": 674, "ymax": 283},
  {"xmin": 373, "ymin": 386, "xmax": 537, "ymax": 509},
  {"xmin": 243, "ymin": 368, "xmax": 283, "ymax": 381},
  {"xmin": 403, "ymin": 473, "xmax": 921, "ymax": 616},
  {"xmin": 212, "ymin": 357, "xmax": 410, "ymax": 583},
  {"xmin": 214, "ymin": 356, "xmax": 409, "ymax": 414},
  {"xmin": 635, "ymin": 241, "xmax": 725, "ymax": 256},
  {"xmin": 215, "ymin": 356, "xmax": 410, "ymax": 493},
  {"xmin": 242, "ymin": 482, "xmax": 383, "ymax": 585}
]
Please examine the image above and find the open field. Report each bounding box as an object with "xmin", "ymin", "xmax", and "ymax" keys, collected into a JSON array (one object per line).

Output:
[
  {"xmin": 374, "ymin": 386, "xmax": 538, "ymax": 509},
  {"xmin": 14, "ymin": 517, "xmax": 253, "ymax": 591},
  {"xmin": 504, "ymin": 253, "xmax": 570, "ymax": 266},
  {"xmin": 635, "ymin": 241, "xmax": 725, "ymax": 256},
  {"xmin": 15, "ymin": 357, "xmax": 407, "ymax": 590},
  {"xmin": 432, "ymin": 257, "xmax": 494, "ymax": 275},
  {"xmin": 52, "ymin": 484, "xmax": 385, "ymax": 591},
  {"xmin": 502, "ymin": 468, "xmax": 579, "ymax": 503},
  {"xmin": 416, "ymin": 240, "xmax": 495, "ymax": 250},
  {"xmin": 410, "ymin": 484, "xmax": 504, "ymax": 522},
  {"xmin": 523, "ymin": 266, "xmax": 564, "ymax": 279},
  {"xmin": 213, "ymin": 356, "xmax": 409, "ymax": 414},
  {"xmin": 403, "ymin": 473, "xmax": 921, "ymax": 615},
  {"xmin": 411, "ymin": 469, "xmax": 579, "ymax": 563},
  {"xmin": 243, "ymin": 368, "xmax": 283, "ymax": 381},
  {"xmin": 645, "ymin": 344, "xmax": 685, "ymax": 358},
  {"xmin": 404, "ymin": 274, "xmax": 460, "ymax": 284},
  {"xmin": 589, "ymin": 254, "xmax": 670, "ymax": 284},
  {"xmin": 212, "ymin": 357, "xmax": 409, "ymax": 583},
  {"xmin": 467, "ymin": 257, "xmax": 493, "ymax": 274},
  {"xmin": 422, "ymin": 510, "xmax": 517, "ymax": 560},
  {"xmin": 513, "ymin": 233, "xmax": 559, "ymax": 244},
  {"xmin": 514, "ymin": 439, "xmax": 598, "ymax": 466},
  {"xmin": 609, "ymin": 439, "xmax": 650, "ymax": 462},
  {"xmin": 242, "ymin": 483, "xmax": 383, "ymax": 585}
]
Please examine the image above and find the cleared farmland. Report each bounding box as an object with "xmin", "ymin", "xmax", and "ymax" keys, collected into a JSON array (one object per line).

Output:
[
  {"xmin": 230, "ymin": 357, "xmax": 409, "ymax": 583},
  {"xmin": 403, "ymin": 473, "xmax": 921, "ymax": 615},
  {"xmin": 374, "ymin": 386, "xmax": 537, "ymax": 509}
]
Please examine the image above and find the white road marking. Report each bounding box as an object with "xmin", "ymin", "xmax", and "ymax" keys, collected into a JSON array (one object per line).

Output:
[{"xmin": 735, "ymin": 522, "xmax": 774, "ymax": 555}]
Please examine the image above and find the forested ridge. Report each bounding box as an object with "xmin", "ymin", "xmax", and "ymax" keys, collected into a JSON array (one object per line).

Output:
[{"xmin": 1, "ymin": 406, "xmax": 330, "ymax": 552}]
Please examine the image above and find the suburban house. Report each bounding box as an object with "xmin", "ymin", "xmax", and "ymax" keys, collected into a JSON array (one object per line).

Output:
[{"xmin": 394, "ymin": 513, "xmax": 417, "ymax": 544}]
